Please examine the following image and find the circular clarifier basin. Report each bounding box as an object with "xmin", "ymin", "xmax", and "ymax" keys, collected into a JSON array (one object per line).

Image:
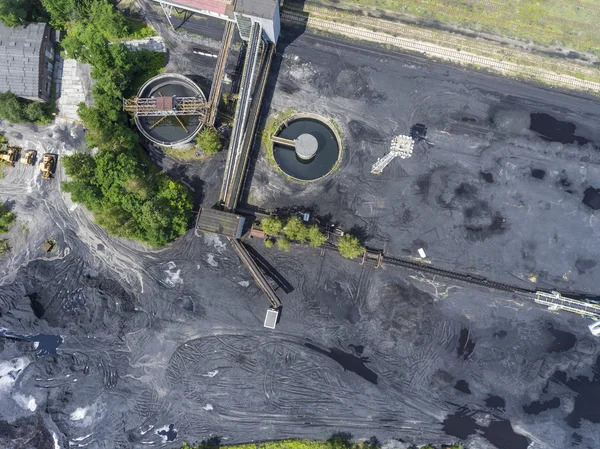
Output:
[
  {"xmin": 273, "ymin": 118, "xmax": 340, "ymax": 181},
  {"xmin": 134, "ymin": 73, "xmax": 205, "ymax": 147}
]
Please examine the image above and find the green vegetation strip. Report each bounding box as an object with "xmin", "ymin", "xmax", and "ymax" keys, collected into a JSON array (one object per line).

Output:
[{"xmin": 181, "ymin": 439, "xmax": 463, "ymax": 449}]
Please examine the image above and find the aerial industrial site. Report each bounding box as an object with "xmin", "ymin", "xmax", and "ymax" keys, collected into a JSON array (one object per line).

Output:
[{"xmin": 0, "ymin": 0, "xmax": 599, "ymax": 448}]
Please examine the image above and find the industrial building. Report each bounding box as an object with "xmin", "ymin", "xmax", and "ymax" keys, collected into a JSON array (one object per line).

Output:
[
  {"xmin": 153, "ymin": 0, "xmax": 280, "ymax": 43},
  {"xmin": 0, "ymin": 23, "xmax": 55, "ymax": 103}
]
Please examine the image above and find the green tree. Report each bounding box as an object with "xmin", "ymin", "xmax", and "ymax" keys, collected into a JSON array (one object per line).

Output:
[
  {"xmin": 0, "ymin": 204, "xmax": 16, "ymax": 234},
  {"xmin": 41, "ymin": 0, "xmax": 74, "ymax": 29},
  {"xmin": 24, "ymin": 101, "xmax": 49, "ymax": 123},
  {"xmin": 284, "ymin": 217, "xmax": 308, "ymax": 242},
  {"xmin": 260, "ymin": 216, "xmax": 283, "ymax": 236},
  {"xmin": 307, "ymin": 225, "xmax": 327, "ymax": 247},
  {"xmin": 0, "ymin": 0, "xmax": 46, "ymax": 26},
  {"xmin": 264, "ymin": 238, "xmax": 274, "ymax": 248},
  {"xmin": 277, "ymin": 237, "xmax": 291, "ymax": 252},
  {"xmin": 196, "ymin": 127, "xmax": 222, "ymax": 154},
  {"xmin": 0, "ymin": 92, "xmax": 25, "ymax": 122},
  {"xmin": 337, "ymin": 234, "xmax": 364, "ymax": 259}
]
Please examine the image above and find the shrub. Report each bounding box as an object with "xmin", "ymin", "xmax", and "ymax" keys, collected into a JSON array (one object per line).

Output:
[
  {"xmin": 277, "ymin": 237, "xmax": 291, "ymax": 252},
  {"xmin": 307, "ymin": 225, "xmax": 327, "ymax": 247},
  {"xmin": 264, "ymin": 238, "xmax": 274, "ymax": 248},
  {"xmin": 337, "ymin": 234, "xmax": 364, "ymax": 259},
  {"xmin": 196, "ymin": 127, "xmax": 222, "ymax": 154},
  {"xmin": 284, "ymin": 217, "xmax": 308, "ymax": 242},
  {"xmin": 0, "ymin": 204, "xmax": 16, "ymax": 234},
  {"xmin": 62, "ymin": 150, "xmax": 192, "ymax": 247},
  {"xmin": 0, "ymin": 92, "xmax": 48, "ymax": 124},
  {"xmin": 260, "ymin": 216, "xmax": 283, "ymax": 236}
]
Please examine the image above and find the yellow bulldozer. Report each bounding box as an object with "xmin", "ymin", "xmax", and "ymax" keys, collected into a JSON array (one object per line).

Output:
[
  {"xmin": 20, "ymin": 149, "xmax": 36, "ymax": 166},
  {"xmin": 0, "ymin": 147, "xmax": 19, "ymax": 166},
  {"xmin": 40, "ymin": 153, "xmax": 57, "ymax": 179}
]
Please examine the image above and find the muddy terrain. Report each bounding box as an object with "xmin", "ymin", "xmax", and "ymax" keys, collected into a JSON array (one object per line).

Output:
[{"xmin": 0, "ymin": 18, "xmax": 599, "ymax": 449}]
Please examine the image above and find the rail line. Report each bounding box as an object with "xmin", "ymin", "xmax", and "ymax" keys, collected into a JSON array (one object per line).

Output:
[{"xmin": 207, "ymin": 21, "xmax": 235, "ymax": 126}]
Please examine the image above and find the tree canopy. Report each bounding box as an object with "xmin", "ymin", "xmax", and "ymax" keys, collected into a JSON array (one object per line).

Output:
[
  {"xmin": 0, "ymin": 0, "xmax": 47, "ymax": 27},
  {"xmin": 0, "ymin": 92, "xmax": 51, "ymax": 124},
  {"xmin": 307, "ymin": 224, "xmax": 327, "ymax": 247},
  {"xmin": 55, "ymin": 1, "xmax": 187, "ymax": 247},
  {"xmin": 284, "ymin": 217, "xmax": 309, "ymax": 242},
  {"xmin": 196, "ymin": 127, "xmax": 222, "ymax": 154},
  {"xmin": 260, "ymin": 216, "xmax": 284, "ymax": 236},
  {"xmin": 62, "ymin": 150, "xmax": 192, "ymax": 247},
  {"xmin": 337, "ymin": 234, "xmax": 364, "ymax": 259}
]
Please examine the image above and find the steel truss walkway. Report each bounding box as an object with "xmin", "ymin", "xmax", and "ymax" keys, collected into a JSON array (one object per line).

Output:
[
  {"xmin": 123, "ymin": 96, "xmax": 207, "ymax": 116},
  {"xmin": 220, "ymin": 21, "xmax": 264, "ymax": 210},
  {"xmin": 534, "ymin": 291, "xmax": 600, "ymax": 319}
]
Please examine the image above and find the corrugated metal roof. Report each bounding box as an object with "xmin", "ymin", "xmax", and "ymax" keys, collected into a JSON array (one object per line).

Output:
[{"xmin": 0, "ymin": 23, "xmax": 47, "ymax": 99}]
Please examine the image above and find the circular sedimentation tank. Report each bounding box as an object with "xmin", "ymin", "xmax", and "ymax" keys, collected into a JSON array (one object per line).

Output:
[
  {"xmin": 273, "ymin": 115, "xmax": 341, "ymax": 181},
  {"xmin": 134, "ymin": 73, "xmax": 206, "ymax": 148}
]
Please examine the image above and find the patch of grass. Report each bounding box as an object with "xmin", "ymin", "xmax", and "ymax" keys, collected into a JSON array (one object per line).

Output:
[
  {"xmin": 20, "ymin": 223, "xmax": 29, "ymax": 234},
  {"xmin": 124, "ymin": 17, "xmax": 156, "ymax": 40},
  {"xmin": 163, "ymin": 145, "xmax": 212, "ymax": 162},
  {"xmin": 181, "ymin": 440, "xmax": 464, "ymax": 449}
]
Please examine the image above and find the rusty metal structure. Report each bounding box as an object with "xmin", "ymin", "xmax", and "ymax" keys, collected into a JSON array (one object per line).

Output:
[{"xmin": 123, "ymin": 96, "xmax": 207, "ymax": 117}]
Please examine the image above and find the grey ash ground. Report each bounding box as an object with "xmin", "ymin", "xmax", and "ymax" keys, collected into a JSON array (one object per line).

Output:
[{"xmin": 1, "ymin": 20, "xmax": 600, "ymax": 449}]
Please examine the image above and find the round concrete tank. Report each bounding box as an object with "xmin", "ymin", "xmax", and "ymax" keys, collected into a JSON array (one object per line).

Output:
[{"xmin": 134, "ymin": 73, "xmax": 206, "ymax": 148}]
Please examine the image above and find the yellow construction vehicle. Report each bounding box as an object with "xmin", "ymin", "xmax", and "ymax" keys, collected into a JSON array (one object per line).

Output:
[
  {"xmin": 20, "ymin": 149, "xmax": 36, "ymax": 166},
  {"xmin": 0, "ymin": 147, "xmax": 19, "ymax": 166},
  {"xmin": 40, "ymin": 153, "xmax": 57, "ymax": 179}
]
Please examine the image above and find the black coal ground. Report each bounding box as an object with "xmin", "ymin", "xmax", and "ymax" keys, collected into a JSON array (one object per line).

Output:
[{"xmin": 0, "ymin": 27, "xmax": 600, "ymax": 449}]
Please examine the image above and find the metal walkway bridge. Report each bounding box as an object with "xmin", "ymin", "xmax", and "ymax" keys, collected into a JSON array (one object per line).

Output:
[
  {"xmin": 220, "ymin": 22, "xmax": 268, "ymax": 211},
  {"xmin": 123, "ymin": 96, "xmax": 207, "ymax": 116}
]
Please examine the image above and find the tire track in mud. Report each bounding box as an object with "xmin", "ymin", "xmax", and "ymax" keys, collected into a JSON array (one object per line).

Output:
[{"xmin": 165, "ymin": 332, "xmax": 445, "ymax": 434}]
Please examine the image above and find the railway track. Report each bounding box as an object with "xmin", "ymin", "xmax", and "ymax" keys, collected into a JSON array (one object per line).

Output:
[
  {"xmin": 281, "ymin": 11, "xmax": 600, "ymax": 93},
  {"xmin": 382, "ymin": 254, "xmax": 534, "ymax": 295}
]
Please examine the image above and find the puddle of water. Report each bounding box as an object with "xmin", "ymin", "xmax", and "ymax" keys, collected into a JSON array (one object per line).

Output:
[
  {"xmin": 443, "ymin": 407, "xmax": 529, "ymax": 449},
  {"xmin": 523, "ymin": 397, "xmax": 560, "ymax": 415},
  {"xmin": 582, "ymin": 187, "xmax": 600, "ymax": 210},
  {"xmin": 442, "ymin": 407, "xmax": 478, "ymax": 440},
  {"xmin": 348, "ymin": 344, "xmax": 364, "ymax": 355},
  {"xmin": 531, "ymin": 168, "xmax": 546, "ymax": 180},
  {"xmin": 546, "ymin": 325, "xmax": 577, "ymax": 353},
  {"xmin": 457, "ymin": 328, "xmax": 475, "ymax": 359},
  {"xmin": 553, "ymin": 355, "xmax": 600, "ymax": 428},
  {"xmin": 485, "ymin": 395, "xmax": 505, "ymax": 409},
  {"xmin": 304, "ymin": 343, "xmax": 377, "ymax": 384},
  {"xmin": 529, "ymin": 113, "xmax": 589, "ymax": 145},
  {"xmin": 454, "ymin": 379, "xmax": 471, "ymax": 394},
  {"xmin": 482, "ymin": 419, "xmax": 529, "ymax": 449},
  {"xmin": 480, "ymin": 172, "xmax": 494, "ymax": 183},
  {"xmin": 0, "ymin": 330, "xmax": 63, "ymax": 355}
]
